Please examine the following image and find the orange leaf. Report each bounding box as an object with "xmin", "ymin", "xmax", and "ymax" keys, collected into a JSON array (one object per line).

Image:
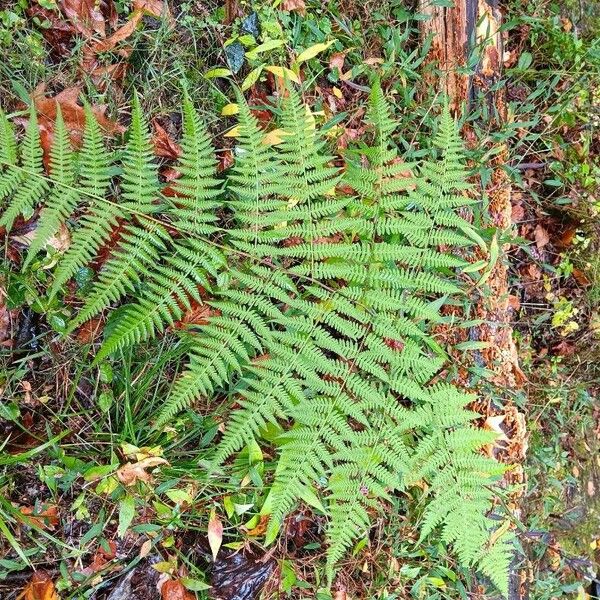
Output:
[
  {"xmin": 19, "ymin": 505, "xmax": 59, "ymax": 530},
  {"xmin": 208, "ymin": 508, "xmax": 223, "ymax": 561},
  {"xmin": 161, "ymin": 579, "xmax": 195, "ymax": 600},
  {"xmin": 18, "ymin": 571, "xmax": 58, "ymax": 600}
]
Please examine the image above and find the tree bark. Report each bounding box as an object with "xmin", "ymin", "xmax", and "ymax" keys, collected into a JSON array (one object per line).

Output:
[{"xmin": 419, "ymin": 2, "xmax": 527, "ymax": 598}]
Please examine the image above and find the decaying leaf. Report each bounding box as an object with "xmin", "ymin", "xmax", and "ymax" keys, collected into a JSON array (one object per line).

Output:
[
  {"xmin": 533, "ymin": 224, "xmax": 550, "ymax": 249},
  {"xmin": 116, "ymin": 456, "xmax": 168, "ymax": 486},
  {"xmin": 18, "ymin": 571, "xmax": 58, "ymax": 600},
  {"xmin": 19, "ymin": 505, "xmax": 59, "ymax": 530},
  {"xmin": 281, "ymin": 0, "xmax": 306, "ymax": 13},
  {"xmin": 160, "ymin": 579, "xmax": 195, "ymax": 600},
  {"xmin": 208, "ymin": 508, "xmax": 223, "ymax": 561},
  {"xmin": 0, "ymin": 286, "xmax": 11, "ymax": 345},
  {"xmin": 58, "ymin": 0, "xmax": 117, "ymax": 38},
  {"xmin": 153, "ymin": 120, "xmax": 182, "ymax": 159}
]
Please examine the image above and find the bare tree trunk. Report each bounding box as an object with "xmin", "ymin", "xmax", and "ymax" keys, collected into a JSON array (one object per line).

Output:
[{"xmin": 419, "ymin": 2, "xmax": 528, "ymax": 598}]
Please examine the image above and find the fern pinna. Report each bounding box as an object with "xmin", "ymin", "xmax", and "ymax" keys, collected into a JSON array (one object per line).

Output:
[{"xmin": 0, "ymin": 84, "xmax": 513, "ymax": 594}]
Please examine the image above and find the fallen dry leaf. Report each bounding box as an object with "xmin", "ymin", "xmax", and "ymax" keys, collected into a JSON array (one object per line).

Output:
[
  {"xmin": 208, "ymin": 508, "xmax": 223, "ymax": 561},
  {"xmin": 58, "ymin": 0, "xmax": 117, "ymax": 38},
  {"xmin": 116, "ymin": 456, "xmax": 168, "ymax": 486},
  {"xmin": 80, "ymin": 540, "xmax": 117, "ymax": 575},
  {"xmin": 134, "ymin": 0, "xmax": 172, "ymax": 20},
  {"xmin": 329, "ymin": 52, "xmax": 346, "ymax": 72},
  {"xmin": 160, "ymin": 579, "xmax": 195, "ymax": 600},
  {"xmin": 11, "ymin": 222, "xmax": 71, "ymax": 258},
  {"xmin": 19, "ymin": 505, "xmax": 59, "ymax": 530},
  {"xmin": 533, "ymin": 224, "xmax": 550, "ymax": 249},
  {"xmin": 242, "ymin": 514, "xmax": 270, "ymax": 536},
  {"xmin": 80, "ymin": 11, "xmax": 143, "ymax": 86},
  {"xmin": 0, "ymin": 286, "xmax": 10, "ymax": 345},
  {"xmin": 18, "ymin": 571, "xmax": 58, "ymax": 600},
  {"xmin": 153, "ymin": 120, "xmax": 182, "ymax": 159},
  {"xmin": 28, "ymin": 4, "xmax": 75, "ymax": 58},
  {"xmin": 281, "ymin": 0, "xmax": 306, "ymax": 13}
]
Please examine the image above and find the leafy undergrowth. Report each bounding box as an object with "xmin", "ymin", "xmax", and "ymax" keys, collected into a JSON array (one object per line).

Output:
[{"xmin": 1, "ymin": 0, "xmax": 599, "ymax": 599}]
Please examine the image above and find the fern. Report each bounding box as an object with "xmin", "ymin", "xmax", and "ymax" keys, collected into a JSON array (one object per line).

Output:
[
  {"xmin": 50, "ymin": 103, "xmax": 114, "ymax": 297},
  {"xmin": 0, "ymin": 83, "xmax": 513, "ymax": 595},
  {"xmin": 0, "ymin": 106, "xmax": 48, "ymax": 233},
  {"xmin": 68, "ymin": 93, "xmax": 168, "ymax": 332},
  {"xmin": 0, "ymin": 109, "xmax": 22, "ymax": 208},
  {"xmin": 24, "ymin": 106, "xmax": 79, "ymax": 268},
  {"xmin": 95, "ymin": 94, "xmax": 225, "ymax": 361}
]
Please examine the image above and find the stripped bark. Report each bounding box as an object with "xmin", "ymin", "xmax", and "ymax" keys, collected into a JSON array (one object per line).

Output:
[{"xmin": 420, "ymin": 1, "xmax": 528, "ymax": 598}]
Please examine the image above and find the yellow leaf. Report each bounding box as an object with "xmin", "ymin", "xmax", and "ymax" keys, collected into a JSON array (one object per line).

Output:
[
  {"xmin": 221, "ymin": 103, "xmax": 239, "ymax": 116},
  {"xmin": 224, "ymin": 126, "xmax": 240, "ymax": 138},
  {"xmin": 296, "ymin": 40, "xmax": 335, "ymax": 63},
  {"xmin": 261, "ymin": 128, "xmax": 289, "ymax": 145},
  {"xmin": 332, "ymin": 86, "xmax": 343, "ymax": 99},
  {"xmin": 264, "ymin": 65, "xmax": 300, "ymax": 84},
  {"xmin": 241, "ymin": 66, "xmax": 263, "ymax": 91},
  {"xmin": 204, "ymin": 68, "xmax": 232, "ymax": 79}
]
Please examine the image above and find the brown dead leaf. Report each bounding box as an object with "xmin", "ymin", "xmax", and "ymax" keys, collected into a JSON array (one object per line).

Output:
[
  {"xmin": 80, "ymin": 11, "xmax": 144, "ymax": 86},
  {"xmin": 511, "ymin": 201, "xmax": 525, "ymax": 223},
  {"xmin": 11, "ymin": 222, "xmax": 71, "ymax": 257},
  {"xmin": 281, "ymin": 0, "xmax": 306, "ymax": 13},
  {"xmin": 81, "ymin": 540, "xmax": 117, "ymax": 575},
  {"xmin": 329, "ymin": 52, "xmax": 346, "ymax": 72},
  {"xmin": 152, "ymin": 120, "xmax": 182, "ymax": 159},
  {"xmin": 333, "ymin": 590, "xmax": 347, "ymax": 600},
  {"xmin": 572, "ymin": 268, "xmax": 591, "ymax": 286},
  {"xmin": 533, "ymin": 224, "xmax": 550, "ymax": 249},
  {"xmin": 75, "ymin": 317, "xmax": 104, "ymax": 345},
  {"xmin": 133, "ymin": 0, "xmax": 172, "ymax": 21},
  {"xmin": 27, "ymin": 4, "xmax": 75, "ymax": 58},
  {"xmin": 19, "ymin": 505, "xmax": 59, "ymax": 530},
  {"xmin": 217, "ymin": 150, "xmax": 234, "ymax": 173},
  {"xmin": 18, "ymin": 571, "xmax": 58, "ymax": 600},
  {"xmin": 175, "ymin": 300, "xmax": 212, "ymax": 327},
  {"xmin": 116, "ymin": 456, "xmax": 168, "ymax": 486},
  {"xmin": 160, "ymin": 580, "xmax": 195, "ymax": 600},
  {"xmin": 58, "ymin": 0, "xmax": 117, "ymax": 38}
]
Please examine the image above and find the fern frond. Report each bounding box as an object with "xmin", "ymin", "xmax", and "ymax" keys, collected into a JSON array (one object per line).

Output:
[
  {"xmin": 168, "ymin": 92, "xmax": 222, "ymax": 235},
  {"xmin": 69, "ymin": 93, "xmax": 164, "ymax": 331},
  {"xmin": 51, "ymin": 103, "xmax": 114, "ymax": 296},
  {"xmin": 24, "ymin": 106, "xmax": 79, "ymax": 268},
  {"xmin": 0, "ymin": 107, "xmax": 48, "ymax": 232}
]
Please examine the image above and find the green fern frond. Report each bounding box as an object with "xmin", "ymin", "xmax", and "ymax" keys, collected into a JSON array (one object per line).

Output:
[
  {"xmin": 168, "ymin": 92, "xmax": 222, "ymax": 235},
  {"xmin": 69, "ymin": 93, "xmax": 164, "ymax": 331},
  {"xmin": 0, "ymin": 110, "xmax": 22, "ymax": 210},
  {"xmin": 51, "ymin": 103, "xmax": 115, "ymax": 296},
  {"xmin": 0, "ymin": 107, "xmax": 48, "ymax": 232},
  {"xmin": 24, "ymin": 106, "xmax": 79, "ymax": 268}
]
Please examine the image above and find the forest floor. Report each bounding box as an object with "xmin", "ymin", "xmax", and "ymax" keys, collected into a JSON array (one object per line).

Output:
[{"xmin": 0, "ymin": 1, "xmax": 599, "ymax": 599}]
